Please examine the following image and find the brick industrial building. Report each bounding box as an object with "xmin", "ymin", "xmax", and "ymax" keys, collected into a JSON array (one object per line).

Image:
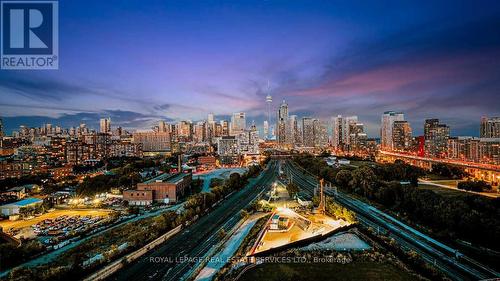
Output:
[{"xmin": 123, "ymin": 173, "xmax": 192, "ymax": 206}]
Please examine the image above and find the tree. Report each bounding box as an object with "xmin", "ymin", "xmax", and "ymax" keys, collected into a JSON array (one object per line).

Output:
[
  {"xmin": 350, "ymin": 166, "xmax": 377, "ymax": 198},
  {"xmin": 376, "ymin": 182, "xmax": 399, "ymax": 206},
  {"xmin": 431, "ymin": 163, "xmax": 468, "ymax": 179},
  {"xmin": 312, "ymin": 195, "xmax": 320, "ymax": 207},
  {"xmin": 286, "ymin": 183, "xmax": 300, "ymax": 198},
  {"xmin": 457, "ymin": 180, "xmax": 491, "ymax": 192},
  {"xmin": 335, "ymin": 170, "xmax": 352, "ymax": 188},
  {"xmin": 226, "ymin": 173, "xmax": 243, "ymax": 190}
]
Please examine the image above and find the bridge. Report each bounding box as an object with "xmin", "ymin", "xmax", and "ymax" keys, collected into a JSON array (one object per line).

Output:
[{"xmin": 378, "ymin": 150, "xmax": 500, "ymax": 185}]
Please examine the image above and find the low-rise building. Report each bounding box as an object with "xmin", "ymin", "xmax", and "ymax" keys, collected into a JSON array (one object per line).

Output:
[
  {"xmin": 123, "ymin": 173, "xmax": 192, "ymax": 205},
  {"xmin": 0, "ymin": 197, "xmax": 43, "ymax": 216},
  {"xmin": 4, "ymin": 186, "xmax": 27, "ymax": 199},
  {"xmin": 198, "ymin": 155, "xmax": 217, "ymax": 169},
  {"xmin": 123, "ymin": 190, "xmax": 153, "ymax": 206},
  {"xmin": 50, "ymin": 165, "xmax": 74, "ymax": 180}
]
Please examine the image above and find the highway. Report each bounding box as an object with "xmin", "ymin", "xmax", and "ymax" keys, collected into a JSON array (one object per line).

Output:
[
  {"xmin": 282, "ymin": 160, "xmax": 500, "ymax": 281},
  {"xmin": 109, "ymin": 161, "xmax": 278, "ymax": 281}
]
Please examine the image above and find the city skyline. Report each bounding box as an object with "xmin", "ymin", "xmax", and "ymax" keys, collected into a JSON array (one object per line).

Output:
[
  {"xmin": 1, "ymin": 109, "xmax": 497, "ymax": 140},
  {"xmin": 1, "ymin": 2, "xmax": 500, "ymax": 280},
  {"xmin": 1, "ymin": 0, "xmax": 500, "ymax": 136}
]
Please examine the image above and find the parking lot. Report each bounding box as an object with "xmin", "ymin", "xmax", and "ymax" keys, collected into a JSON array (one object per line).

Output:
[{"xmin": 0, "ymin": 209, "xmax": 113, "ymax": 239}]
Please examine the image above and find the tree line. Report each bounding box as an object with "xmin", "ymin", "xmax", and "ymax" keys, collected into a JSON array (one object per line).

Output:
[{"xmin": 294, "ymin": 155, "xmax": 500, "ymax": 252}]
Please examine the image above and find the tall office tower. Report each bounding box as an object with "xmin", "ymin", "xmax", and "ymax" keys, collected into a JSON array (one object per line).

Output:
[
  {"xmin": 193, "ymin": 121, "xmax": 206, "ymax": 143},
  {"xmin": 332, "ymin": 116, "xmax": 343, "ymax": 149},
  {"xmin": 349, "ymin": 122, "xmax": 367, "ymax": 152},
  {"xmin": 380, "ymin": 111, "xmax": 405, "ymax": 150},
  {"xmin": 0, "ymin": 117, "xmax": 3, "ymax": 137},
  {"xmin": 159, "ymin": 120, "xmax": 167, "ymax": 133},
  {"xmin": 206, "ymin": 113, "xmax": 215, "ymax": 142},
  {"xmin": 214, "ymin": 123, "xmax": 221, "ymax": 137},
  {"xmin": 302, "ymin": 117, "xmax": 315, "ymax": 147},
  {"xmin": 266, "ymin": 92, "xmax": 273, "ymax": 139},
  {"xmin": 285, "ymin": 115, "xmax": 294, "ymax": 145},
  {"xmin": 45, "ymin": 123, "xmax": 53, "ymax": 135},
  {"xmin": 238, "ymin": 123, "xmax": 260, "ymax": 155},
  {"xmin": 286, "ymin": 115, "xmax": 299, "ymax": 146},
  {"xmin": 263, "ymin": 120, "xmax": 269, "ymax": 138},
  {"xmin": 392, "ymin": 121, "xmax": 412, "ymax": 151},
  {"xmin": 480, "ymin": 116, "xmax": 500, "ymax": 138},
  {"xmin": 424, "ymin": 119, "xmax": 450, "ymax": 158},
  {"xmin": 208, "ymin": 113, "xmax": 214, "ymax": 123},
  {"xmin": 220, "ymin": 120, "xmax": 229, "ymax": 136},
  {"xmin": 100, "ymin": 118, "xmax": 111, "ymax": 134},
  {"xmin": 313, "ymin": 119, "xmax": 328, "ymax": 148},
  {"xmin": 177, "ymin": 120, "xmax": 193, "ymax": 141},
  {"xmin": 230, "ymin": 112, "xmax": 246, "ymax": 135},
  {"xmin": 332, "ymin": 115, "xmax": 358, "ymax": 151},
  {"xmin": 276, "ymin": 100, "xmax": 289, "ymax": 145}
]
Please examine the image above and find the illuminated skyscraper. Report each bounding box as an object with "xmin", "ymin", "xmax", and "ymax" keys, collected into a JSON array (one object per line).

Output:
[
  {"xmin": 100, "ymin": 118, "xmax": 111, "ymax": 134},
  {"xmin": 230, "ymin": 112, "xmax": 246, "ymax": 135},
  {"xmin": 332, "ymin": 115, "xmax": 358, "ymax": 151},
  {"xmin": 380, "ymin": 111, "xmax": 404, "ymax": 150},
  {"xmin": 302, "ymin": 117, "xmax": 314, "ymax": 147},
  {"xmin": 392, "ymin": 121, "xmax": 412, "ymax": 151},
  {"xmin": 313, "ymin": 119, "xmax": 328, "ymax": 148},
  {"xmin": 206, "ymin": 113, "xmax": 216, "ymax": 142},
  {"xmin": 178, "ymin": 120, "xmax": 193, "ymax": 141},
  {"xmin": 263, "ymin": 120, "xmax": 269, "ymax": 137},
  {"xmin": 480, "ymin": 116, "xmax": 500, "ymax": 138},
  {"xmin": 193, "ymin": 121, "xmax": 206, "ymax": 142},
  {"xmin": 286, "ymin": 115, "xmax": 299, "ymax": 145},
  {"xmin": 349, "ymin": 122, "xmax": 367, "ymax": 152},
  {"xmin": 276, "ymin": 100, "xmax": 288, "ymax": 144},
  {"xmin": 221, "ymin": 120, "xmax": 229, "ymax": 136},
  {"xmin": 266, "ymin": 92, "xmax": 273, "ymax": 139},
  {"xmin": 159, "ymin": 120, "xmax": 167, "ymax": 133},
  {"xmin": 424, "ymin": 119, "xmax": 450, "ymax": 158}
]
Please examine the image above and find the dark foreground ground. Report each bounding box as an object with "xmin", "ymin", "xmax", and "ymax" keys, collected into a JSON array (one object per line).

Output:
[{"xmin": 238, "ymin": 262, "xmax": 416, "ymax": 281}]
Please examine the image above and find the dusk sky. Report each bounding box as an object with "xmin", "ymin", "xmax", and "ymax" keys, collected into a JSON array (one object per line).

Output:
[{"xmin": 1, "ymin": 0, "xmax": 500, "ymax": 137}]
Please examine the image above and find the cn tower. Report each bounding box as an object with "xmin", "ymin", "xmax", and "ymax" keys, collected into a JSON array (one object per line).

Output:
[{"xmin": 266, "ymin": 83, "xmax": 272, "ymax": 139}]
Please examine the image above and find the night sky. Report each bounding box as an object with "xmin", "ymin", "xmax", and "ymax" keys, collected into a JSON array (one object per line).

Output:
[{"xmin": 1, "ymin": 0, "xmax": 500, "ymax": 136}]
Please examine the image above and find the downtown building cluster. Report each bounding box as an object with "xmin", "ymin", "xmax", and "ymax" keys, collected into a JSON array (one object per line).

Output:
[
  {"xmin": 132, "ymin": 112, "xmax": 260, "ymax": 165},
  {"xmin": 0, "ymin": 108, "xmax": 498, "ymax": 180},
  {"xmin": 271, "ymin": 100, "xmax": 376, "ymax": 155},
  {"xmin": 267, "ymin": 99, "xmax": 499, "ymax": 167},
  {"xmin": 380, "ymin": 113, "xmax": 500, "ymax": 165},
  {"xmin": 274, "ymin": 100, "xmax": 335, "ymax": 151}
]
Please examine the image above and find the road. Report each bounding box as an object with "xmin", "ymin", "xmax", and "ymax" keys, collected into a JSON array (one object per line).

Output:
[
  {"xmin": 282, "ymin": 160, "xmax": 500, "ymax": 281},
  {"xmin": 109, "ymin": 161, "xmax": 278, "ymax": 281},
  {"xmin": 419, "ymin": 179, "xmax": 500, "ymax": 198}
]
